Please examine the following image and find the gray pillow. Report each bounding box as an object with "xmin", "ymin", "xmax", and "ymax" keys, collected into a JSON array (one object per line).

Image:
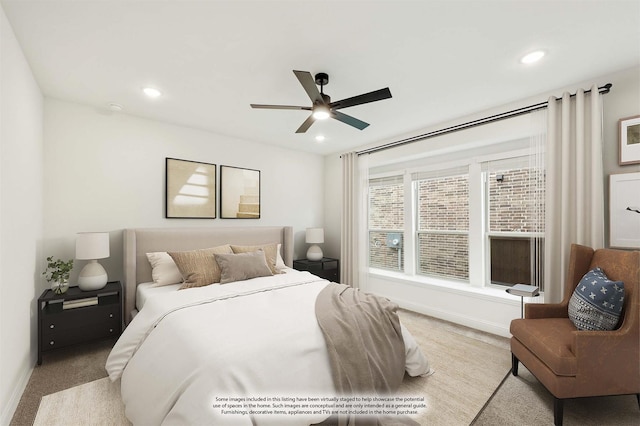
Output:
[{"xmin": 214, "ymin": 250, "xmax": 273, "ymax": 284}]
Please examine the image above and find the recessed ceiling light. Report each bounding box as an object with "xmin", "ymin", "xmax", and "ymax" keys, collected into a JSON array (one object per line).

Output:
[
  {"xmin": 520, "ymin": 50, "xmax": 545, "ymax": 64},
  {"xmin": 143, "ymin": 87, "xmax": 162, "ymax": 98},
  {"xmin": 315, "ymin": 135, "xmax": 325, "ymax": 142}
]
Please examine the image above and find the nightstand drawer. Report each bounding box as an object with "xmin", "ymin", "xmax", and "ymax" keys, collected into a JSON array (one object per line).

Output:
[{"xmin": 42, "ymin": 319, "xmax": 120, "ymax": 351}]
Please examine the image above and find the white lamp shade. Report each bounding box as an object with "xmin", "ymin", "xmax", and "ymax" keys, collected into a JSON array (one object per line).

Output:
[
  {"xmin": 305, "ymin": 228, "xmax": 324, "ymax": 244},
  {"xmin": 76, "ymin": 232, "xmax": 110, "ymax": 260}
]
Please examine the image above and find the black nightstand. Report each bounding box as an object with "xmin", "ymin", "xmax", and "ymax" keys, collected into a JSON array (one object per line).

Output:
[
  {"xmin": 293, "ymin": 258, "xmax": 340, "ymax": 282},
  {"xmin": 37, "ymin": 281, "xmax": 123, "ymax": 365}
]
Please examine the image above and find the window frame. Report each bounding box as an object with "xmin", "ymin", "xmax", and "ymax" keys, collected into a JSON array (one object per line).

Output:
[{"xmin": 367, "ymin": 147, "xmax": 543, "ymax": 290}]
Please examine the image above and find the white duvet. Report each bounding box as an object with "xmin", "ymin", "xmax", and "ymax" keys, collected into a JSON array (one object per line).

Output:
[{"xmin": 106, "ymin": 270, "xmax": 429, "ymax": 425}]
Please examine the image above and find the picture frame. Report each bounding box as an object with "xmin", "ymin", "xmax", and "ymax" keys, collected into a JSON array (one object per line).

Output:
[
  {"xmin": 165, "ymin": 157, "xmax": 217, "ymax": 219},
  {"xmin": 618, "ymin": 115, "xmax": 640, "ymax": 165},
  {"xmin": 220, "ymin": 165, "xmax": 260, "ymax": 219},
  {"xmin": 609, "ymin": 172, "xmax": 640, "ymax": 249}
]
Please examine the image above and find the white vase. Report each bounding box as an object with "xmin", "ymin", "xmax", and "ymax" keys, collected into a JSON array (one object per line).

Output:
[{"xmin": 51, "ymin": 279, "xmax": 69, "ymax": 295}]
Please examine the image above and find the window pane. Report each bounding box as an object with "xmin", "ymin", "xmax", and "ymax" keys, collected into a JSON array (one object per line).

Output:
[
  {"xmin": 369, "ymin": 178, "xmax": 404, "ymax": 271},
  {"xmin": 490, "ymin": 236, "xmax": 544, "ymax": 287},
  {"xmin": 488, "ymin": 167, "xmax": 545, "ymax": 233},
  {"xmin": 418, "ymin": 175, "xmax": 468, "ymax": 231},
  {"xmin": 416, "ymin": 172, "xmax": 469, "ymax": 280},
  {"xmin": 369, "ymin": 180, "xmax": 403, "ymax": 229},
  {"xmin": 369, "ymin": 231, "xmax": 404, "ymax": 271},
  {"xmin": 417, "ymin": 233, "xmax": 468, "ymax": 280}
]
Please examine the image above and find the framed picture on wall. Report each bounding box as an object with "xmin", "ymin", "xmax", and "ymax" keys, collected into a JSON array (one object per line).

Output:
[
  {"xmin": 220, "ymin": 165, "xmax": 260, "ymax": 219},
  {"xmin": 609, "ymin": 172, "xmax": 640, "ymax": 248},
  {"xmin": 165, "ymin": 157, "xmax": 217, "ymax": 219},
  {"xmin": 619, "ymin": 115, "xmax": 640, "ymax": 165}
]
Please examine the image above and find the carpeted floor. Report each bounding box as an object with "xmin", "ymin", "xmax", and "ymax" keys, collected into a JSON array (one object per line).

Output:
[
  {"xmin": 472, "ymin": 365, "xmax": 640, "ymax": 426},
  {"xmin": 10, "ymin": 338, "xmax": 116, "ymax": 426}
]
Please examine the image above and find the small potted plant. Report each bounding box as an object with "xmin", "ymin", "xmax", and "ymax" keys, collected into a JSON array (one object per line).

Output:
[{"xmin": 43, "ymin": 256, "xmax": 74, "ymax": 294}]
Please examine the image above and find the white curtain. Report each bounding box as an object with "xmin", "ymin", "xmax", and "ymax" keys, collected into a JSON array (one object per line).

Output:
[
  {"xmin": 544, "ymin": 85, "xmax": 604, "ymax": 302},
  {"xmin": 340, "ymin": 152, "xmax": 369, "ymax": 288}
]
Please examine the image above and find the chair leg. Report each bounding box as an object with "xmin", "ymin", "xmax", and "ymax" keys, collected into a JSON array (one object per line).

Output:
[
  {"xmin": 636, "ymin": 393, "xmax": 639, "ymax": 409},
  {"xmin": 511, "ymin": 353, "xmax": 519, "ymax": 376},
  {"xmin": 553, "ymin": 398, "xmax": 564, "ymax": 426}
]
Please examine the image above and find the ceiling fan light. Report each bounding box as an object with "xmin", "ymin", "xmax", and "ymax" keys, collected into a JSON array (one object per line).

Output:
[{"xmin": 312, "ymin": 106, "xmax": 330, "ymax": 120}]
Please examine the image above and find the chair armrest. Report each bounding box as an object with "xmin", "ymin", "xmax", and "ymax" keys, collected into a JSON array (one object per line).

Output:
[
  {"xmin": 525, "ymin": 302, "xmax": 568, "ymax": 319},
  {"xmin": 572, "ymin": 328, "xmax": 639, "ymax": 391}
]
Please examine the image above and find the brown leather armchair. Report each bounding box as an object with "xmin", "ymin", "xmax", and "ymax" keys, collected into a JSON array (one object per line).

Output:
[{"xmin": 510, "ymin": 244, "xmax": 640, "ymax": 426}]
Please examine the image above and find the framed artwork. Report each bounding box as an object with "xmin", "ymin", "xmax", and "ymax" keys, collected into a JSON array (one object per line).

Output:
[
  {"xmin": 609, "ymin": 172, "xmax": 640, "ymax": 248},
  {"xmin": 165, "ymin": 157, "xmax": 216, "ymax": 219},
  {"xmin": 220, "ymin": 165, "xmax": 260, "ymax": 219},
  {"xmin": 619, "ymin": 115, "xmax": 640, "ymax": 165}
]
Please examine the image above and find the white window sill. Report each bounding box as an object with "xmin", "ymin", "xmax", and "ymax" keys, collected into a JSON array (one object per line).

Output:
[{"xmin": 367, "ymin": 268, "xmax": 543, "ymax": 304}]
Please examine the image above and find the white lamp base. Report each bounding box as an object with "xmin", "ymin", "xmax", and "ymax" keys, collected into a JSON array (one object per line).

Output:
[
  {"xmin": 307, "ymin": 245, "xmax": 323, "ymax": 261},
  {"xmin": 78, "ymin": 260, "xmax": 108, "ymax": 291}
]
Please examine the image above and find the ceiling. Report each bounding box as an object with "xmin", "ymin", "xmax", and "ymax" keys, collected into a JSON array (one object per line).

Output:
[{"xmin": 2, "ymin": 1, "xmax": 639, "ymax": 156}]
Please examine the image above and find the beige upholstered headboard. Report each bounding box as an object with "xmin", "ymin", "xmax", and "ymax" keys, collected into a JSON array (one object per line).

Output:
[{"xmin": 123, "ymin": 226, "xmax": 294, "ymax": 324}]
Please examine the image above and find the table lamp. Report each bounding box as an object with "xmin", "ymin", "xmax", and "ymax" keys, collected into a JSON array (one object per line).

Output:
[
  {"xmin": 76, "ymin": 232, "xmax": 110, "ymax": 291},
  {"xmin": 305, "ymin": 228, "xmax": 324, "ymax": 261}
]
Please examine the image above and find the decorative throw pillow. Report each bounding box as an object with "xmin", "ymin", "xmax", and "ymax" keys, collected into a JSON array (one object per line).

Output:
[
  {"xmin": 275, "ymin": 243, "xmax": 287, "ymax": 270},
  {"xmin": 146, "ymin": 252, "xmax": 183, "ymax": 286},
  {"xmin": 214, "ymin": 250, "xmax": 273, "ymax": 284},
  {"xmin": 168, "ymin": 245, "xmax": 233, "ymax": 289},
  {"xmin": 568, "ymin": 267, "xmax": 625, "ymax": 331},
  {"xmin": 230, "ymin": 243, "xmax": 281, "ymax": 274}
]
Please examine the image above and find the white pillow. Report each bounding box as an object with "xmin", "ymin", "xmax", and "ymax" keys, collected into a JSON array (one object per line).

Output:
[
  {"xmin": 146, "ymin": 252, "xmax": 183, "ymax": 286},
  {"xmin": 276, "ymin": 243, "xmax": 286, "ymax": 270}
]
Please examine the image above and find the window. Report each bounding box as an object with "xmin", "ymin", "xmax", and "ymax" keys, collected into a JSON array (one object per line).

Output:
[
  {"xmin": 414, "ymin": 168, "xmax": 469, "ymax": 281},
  {"xmin": 367, "ymin": 150, "xmax": 545, "ymax": 290},
  {"xmin": 485, "ymin": 157, "xmax": 545, "ymax": 288},
  {"xmin": 368, "ymin": 176, "xmax": 404, "ymax": 271}
]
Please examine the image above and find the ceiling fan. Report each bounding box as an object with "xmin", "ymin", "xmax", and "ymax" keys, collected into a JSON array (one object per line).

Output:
[{"xmin": 250, "ymin": 70, "xmax": 392, "ymax": 133}]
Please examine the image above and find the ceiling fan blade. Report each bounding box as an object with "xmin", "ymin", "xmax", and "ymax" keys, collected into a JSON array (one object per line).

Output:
[
  {"xmin": 331, "ymin": 110, "xmax": 370, "ymax": 130},
  {"xmin": 250, "ymin": 104, "xmax": 312, "ymax": 111},
  {"xmin": 329, "ymin": 87, "xmax": 392, "ymax": 110},
  {"xmin": 295, "ymin": 114, "xmax": 316, "ymax": 133},
  {"xmin": 293, "ymin": 70, "xmax": 323, "ymax": 104}
]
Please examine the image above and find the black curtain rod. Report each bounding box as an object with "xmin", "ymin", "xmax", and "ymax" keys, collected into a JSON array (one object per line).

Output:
[{"xmin": 356, "ymin": 83, "xmax": 612, "ymax": 156}]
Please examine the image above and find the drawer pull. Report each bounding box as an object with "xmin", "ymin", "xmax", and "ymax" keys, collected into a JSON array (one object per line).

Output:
[
  {"xmin": 49, "ymin": 341, "xmax": 55, "ymax": 346},
  {"xmin": 109, "ymin": 328, "xmax": 113, "ymax": 333},
  {"xmin": 49, "ymin": 324, "xmax": 55, "ymax": 329},
  {"xmin": 109, "ymin": 314, "xmax": 113, "ymax": 318}
]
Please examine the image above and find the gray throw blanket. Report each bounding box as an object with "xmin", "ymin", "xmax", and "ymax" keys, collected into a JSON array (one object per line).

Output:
[{"xmin": 315, "ymin": 283, "xmax": 419, "ymax": 426}]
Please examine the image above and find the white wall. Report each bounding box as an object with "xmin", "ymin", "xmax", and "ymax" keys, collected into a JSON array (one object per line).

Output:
[
  {"xmin": 0, "ymin": 5, "xmax": 44, "ymax": 424},
  {"xmin": 324, "ymin": 66, "xmax": 640, "ymax": 336},
  {"xmin": 43, "ymin": 99, "xmax": 325, "ymax": 285}
]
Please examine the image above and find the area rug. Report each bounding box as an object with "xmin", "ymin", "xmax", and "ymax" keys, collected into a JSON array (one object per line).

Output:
[
  {"xmin": 472, "ymin": 365, "xmax": 640, "ymax": 426},
  {"xmin": 33, "ymin": 377, "xmax": 130, "ymax": 426},
  {"xmin": 32, "ymin": 310, "xmax": 512, "ymax": 426}
]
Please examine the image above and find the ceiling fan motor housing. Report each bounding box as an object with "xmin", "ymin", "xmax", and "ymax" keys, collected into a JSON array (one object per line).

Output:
[{"xmin": 314, "ymin": 72, "xmax": 329, "ymax": 87}]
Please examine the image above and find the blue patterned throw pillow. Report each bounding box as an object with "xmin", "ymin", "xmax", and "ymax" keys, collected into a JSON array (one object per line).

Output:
[{"xmin": 568, "ymin": 267, "xmax": 625, "ymax": 331}]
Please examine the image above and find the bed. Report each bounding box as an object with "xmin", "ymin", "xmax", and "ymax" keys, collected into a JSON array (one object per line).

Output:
[{"xmin": 106, "ymin": 226, "xmax": 430, "ymax": 425}]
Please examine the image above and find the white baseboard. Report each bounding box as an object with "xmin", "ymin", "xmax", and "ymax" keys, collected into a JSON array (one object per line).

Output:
[
  {"xmin": 1, "ymin": 364, "xmax": 33, "ymax": 426},
  {"xmin": 393, "ymin": 298, "xmax": 512, "ymax": 338}
]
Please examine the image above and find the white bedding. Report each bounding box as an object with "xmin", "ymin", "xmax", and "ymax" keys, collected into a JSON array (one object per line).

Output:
[
  {"xmin": 106, "ymin": 270, "xmax": 429, "ymax": 425},
  {"xmin": 135, "ymin": 282, "xmax": 181, "ymax": 311}
]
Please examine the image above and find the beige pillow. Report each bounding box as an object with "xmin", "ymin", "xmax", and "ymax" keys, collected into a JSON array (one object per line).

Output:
[
  {"xmin": 168, "ymin": 245, "xmax": 233, "ymax": 289},
  {"xmin": 231, "ymin": 243, "xmax": 281, "ymax": 274},
  {"xmin": 146, "ymin": 252, "xmax": 183, "ymax": 286},
  {"xmin": 214, "ymin": 250, "xmax": 273, "ymax": 284}
]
